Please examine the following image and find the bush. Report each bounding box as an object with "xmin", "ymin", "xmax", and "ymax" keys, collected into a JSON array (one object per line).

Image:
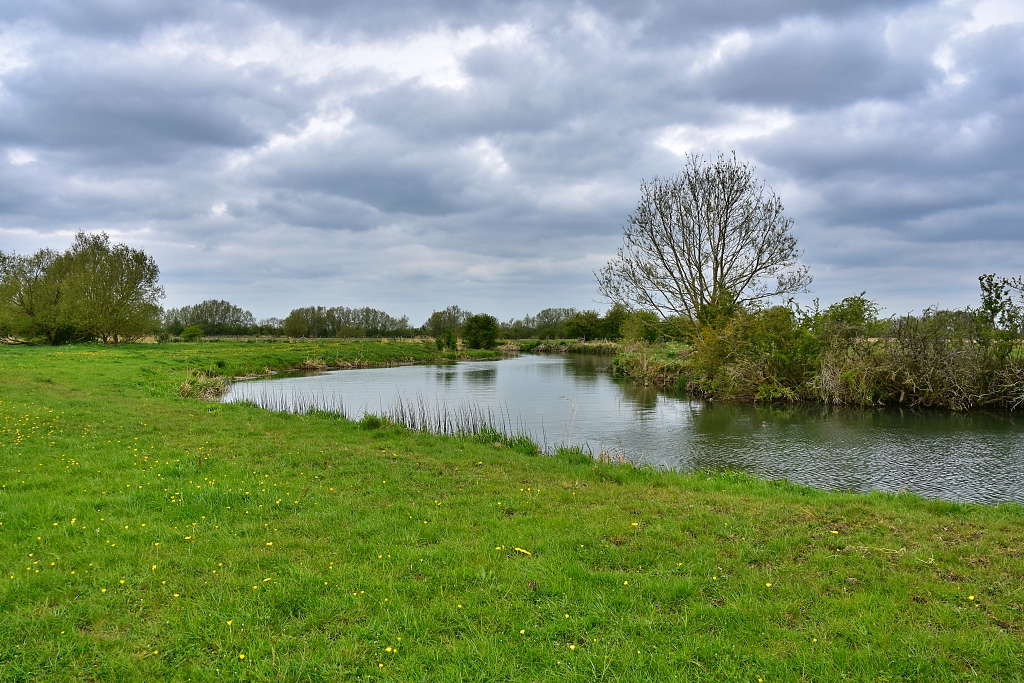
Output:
[
  {"xmin": 462, "ymin": 314, "xmax": 499, "ymax": 349},
  {"xmin": 181, "ymin": 325, "xmax": 204, "ymax": 342},
  {"xmin": 687, "ymin": 306, "xmax": 819, "ymax": 401},
  {"xmin": 436, "ymin": 329, "xmax": 457, "ymax": 351}
]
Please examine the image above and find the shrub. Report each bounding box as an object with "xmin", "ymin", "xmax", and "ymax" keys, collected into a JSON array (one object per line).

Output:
[
  {"xmin": 181, "ymin": 325, "xmax": 204, "ymax": 342},
  {"xmin": 436, "ymin": 329, "xmax": 457, "ymax": 351},
  {"xmin": 462, "ymin": 314, "xmax": 499, "ymax": 349}
]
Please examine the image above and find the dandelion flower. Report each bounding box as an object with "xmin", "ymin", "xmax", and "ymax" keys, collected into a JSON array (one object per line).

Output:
[
  {"xmin": 766, "ymin": 582, "xmax": 772, "ymax": 588},
  {"xmin": 520, "ymin": 630, "xmax": 525, "ymax": 634},
  {"xmin": 631, "ymin": 522, "xmax": 638, "ymax": 527},
  {"xmin": 239, "ymin": 654, "xmax": 245, "ymax": 659},
  {"xmin": 227, "ymin": 620, "xmax": 232, "ymax": 626},
  {"xmin": 623, "ymin": 580, "xmax": 628, "ymax": 585},
  {"xmin": 969, "ymin": 595, "xmax": 975, "ymax": 600}
]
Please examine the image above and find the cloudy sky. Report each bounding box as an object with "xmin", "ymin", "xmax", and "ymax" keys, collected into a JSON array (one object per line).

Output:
[{"xmin": 1, "ymin": 0, "xmax": 1022, "ymax": 323}]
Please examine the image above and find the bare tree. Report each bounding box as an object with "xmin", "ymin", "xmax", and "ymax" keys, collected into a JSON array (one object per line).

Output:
[{"xmin": 597, "ymin": 153, "xmax": 810, "ymax": 332}]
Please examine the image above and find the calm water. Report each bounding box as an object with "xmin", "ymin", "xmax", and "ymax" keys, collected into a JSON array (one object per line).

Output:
[{"xmin": 223, "ymin": 353, "xmax": 1024, "ymax": 504}]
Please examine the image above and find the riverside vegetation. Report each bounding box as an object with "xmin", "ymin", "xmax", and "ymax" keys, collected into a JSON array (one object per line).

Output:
[
  {"xmin": 2, "ymin": 340, "xmax": 1023, "ymax": 681},
  {"xmin": 609, "ymin": 285, "xmax": 1024, "ymax": 411}
]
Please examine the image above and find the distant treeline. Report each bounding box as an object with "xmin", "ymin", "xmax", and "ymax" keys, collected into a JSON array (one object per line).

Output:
[
  {"xmin": 164, "ymin": 300, "xmax": 279, "ymax": 337},
  {"xmin": 281, "ymin": 306, "xmax": 412, "ymax": 338}
]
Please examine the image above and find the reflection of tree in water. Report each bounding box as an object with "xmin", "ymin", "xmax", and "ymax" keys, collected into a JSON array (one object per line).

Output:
[
  {"xmin": 464, "ymin": 367, "xmax": 498, "ymax": 387},
  {"xmin": 617, "ymin": 380, "xmax": 661, "ymax": 411},
  {"xmin": 687, "ymin": 401, "xmax": 1009, "ymax": 444},
  {"xmin": 565, "ymin": 354, "xmax": 611, "ymax": 383},
  {"xmin": 433, "ymin": 369, "xmax": 459, "ymax": 386}
]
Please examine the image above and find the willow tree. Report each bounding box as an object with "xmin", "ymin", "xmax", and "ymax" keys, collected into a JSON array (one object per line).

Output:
[
  {"xmin": 63, "ymin": 231, "xmax": 164, "ymax": 344},
  {"xmin": 597, "ymin": 153, "xmax": 811, "ymax": 334}
]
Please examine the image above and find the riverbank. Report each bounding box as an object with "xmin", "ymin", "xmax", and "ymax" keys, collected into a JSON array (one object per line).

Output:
[
  {"xmin": 519, "ymin": 339, "xmax": 622, "ymax": 354},
  {"xmin": 2, "ymin": 342, "xmax": 1023, "ymax": 681}
]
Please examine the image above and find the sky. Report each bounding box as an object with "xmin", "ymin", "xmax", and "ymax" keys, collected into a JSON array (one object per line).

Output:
[{"xmin": 0, "ymin": 0, "xmax": 1022, "ymax": 324}]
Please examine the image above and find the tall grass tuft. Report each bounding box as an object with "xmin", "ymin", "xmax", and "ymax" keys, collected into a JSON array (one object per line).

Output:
[{"xmin": 179, "ymin": 369, "xmax": 228, "ymax": 400}]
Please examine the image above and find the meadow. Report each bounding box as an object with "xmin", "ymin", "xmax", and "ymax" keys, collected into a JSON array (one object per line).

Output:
[{"xmin": 1, "ymin": 341, "xmax": 1023, "ymax": 681}]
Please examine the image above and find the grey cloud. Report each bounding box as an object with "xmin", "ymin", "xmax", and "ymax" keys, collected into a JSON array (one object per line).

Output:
[
  {"xmin": 701, "ymin": 19, "xmax": 938, "ymax": 107},
  {"xmin": 0, "ymin": 0, "xmax": 1021, "ymax": 322}
]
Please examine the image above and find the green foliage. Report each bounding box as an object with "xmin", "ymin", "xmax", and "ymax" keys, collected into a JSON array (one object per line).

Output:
[
  {"xmin": 979, "ymin": 273, "xmax": 1023, "ymax": 336},
  {"xmin": 165, "ymin": 300, "xmax": 256, "ymax": 336},
  {"xmin": 688, "ymin": 306, "xmax": 819, "ymax": 401},
  {"xmin": 462, "ymin": 314, "xmax": 500, "ymax": 349},
  {"xmin": 600, "ymin": 304, "xmax": 629, "ymax": 340},
  {"xmin": 564, "ymin": 310, "xmax": 601, "ymax": 340},
  {"xmin": 436, "ymin": 329, "xmax": 457, "ymax": 351},
  {"xmin": 612, "ymin": 279, "xmax": 1024, "ymax": 410},
  {"xmin": 500, "ymin": 307, "xmax": 581, "ymax": 339},
  {"xmin": 0, "ymin": 232, "xmax": 163, "ymax": 344},
  {"xmin": 564, "ymin": 306, "xmax": 628, "ymax": 341},
  {"xmin": 180, "ymin": 325, "xmax": 205, "ymax": 342},
  {"xmin": 424, "ymin": 305, "xmax": 470, "ymax": 339},
  {"xmin": 621, "ymin": 311, "xmax": 661, "ymax": 343},
  {"xmin": 283, "ymin": 306, "xmax": 411, "ymax": 339},
  {"xmin": 358, "ymin": 413, "xmax": 386, "ymax": 430}
]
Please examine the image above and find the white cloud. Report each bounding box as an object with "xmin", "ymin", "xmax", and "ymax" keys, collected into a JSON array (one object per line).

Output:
[
  {"xmin": 464, "ymin": 138, "xmax": 510, "ymax": 175},
  {"xmin": 656, "ymin": 108, "xmax": 795, "ymax": 158},
  {"xmin": 687, "ymin": 30, "xmax": 753, "ymax": 74},
  {"xmin": 8, "ymin": 148, "xmax": 36, "ymax": 165},
  {"xmin": 145, "ymin": 21, "xmax": 529, "ymax": 90}
]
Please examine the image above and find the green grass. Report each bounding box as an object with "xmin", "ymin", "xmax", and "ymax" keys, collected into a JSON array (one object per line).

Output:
[{"xmin": 1, "ymin": 341, "xmax": 1023, "ymax": 681}]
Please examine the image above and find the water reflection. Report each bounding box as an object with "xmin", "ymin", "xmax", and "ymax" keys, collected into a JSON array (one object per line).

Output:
[
  {"xmin": 464, "ymin": 367, "xmax": 498, "ymax": 387},
  {"xmin": 223, "ymin": 353, "xmax": 1024, "ymax": 504}
]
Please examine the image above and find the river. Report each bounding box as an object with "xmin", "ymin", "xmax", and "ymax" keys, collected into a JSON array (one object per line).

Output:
[{"xmin": 222, "ymin": 353, "xmax": 1024, "ymax": 504}]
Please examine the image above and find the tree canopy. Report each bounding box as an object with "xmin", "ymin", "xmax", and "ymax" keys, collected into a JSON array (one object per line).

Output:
[
  {"xmin": 164, "ymin": 300, "xmax": 256, "ymax": 336},
  {"xmin": 1, "ymin": 232, "xmax": 163, "ymax": 344},
  {"xmin": 597, "ymin": 153, "xmax": 811, "ymax": 334}
]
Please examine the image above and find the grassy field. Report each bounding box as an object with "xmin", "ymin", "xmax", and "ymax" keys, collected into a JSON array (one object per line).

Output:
[{"xmin": 1, "ymin": 341, "xmax": 1023, "ymax": 682}]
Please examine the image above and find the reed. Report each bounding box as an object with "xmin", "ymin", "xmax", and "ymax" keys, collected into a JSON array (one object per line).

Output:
[{"xmin": 234, "ymin": 387, "xmax": 537, "ymax": 448}]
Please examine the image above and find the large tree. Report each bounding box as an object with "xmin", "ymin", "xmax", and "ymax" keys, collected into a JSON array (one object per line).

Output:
[
  {"xmin": 597, "ymin": 153, "xmax": 811, "ymax": 333},
  {"xmin": 0, "ymin": 248, "xmax": 74, "ymax": 343},
  {"xmin": 1, "ymin": 232, "xmax": 163, "ymax": 344},
  {"xmin": 62, "ymin": 232, "xmax": 164, "ymax": 344}
]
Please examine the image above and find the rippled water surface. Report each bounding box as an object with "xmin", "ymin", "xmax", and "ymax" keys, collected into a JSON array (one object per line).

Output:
[{"xmin": 223, "ymin": 353, "xmax": 1024, "ymax": 504}]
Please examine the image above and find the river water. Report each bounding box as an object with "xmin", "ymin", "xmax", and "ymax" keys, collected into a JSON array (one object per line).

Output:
[{"xmin": 223, "ymin": 353, "xmax": 1024, "ymax": 504}]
